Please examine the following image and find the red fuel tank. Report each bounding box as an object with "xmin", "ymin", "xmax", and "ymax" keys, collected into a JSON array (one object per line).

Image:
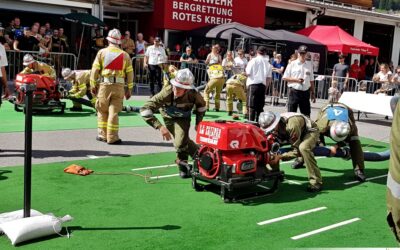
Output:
[{"xmin": 196, "ymin": 121, "xmax": 269, "ymax": 152}]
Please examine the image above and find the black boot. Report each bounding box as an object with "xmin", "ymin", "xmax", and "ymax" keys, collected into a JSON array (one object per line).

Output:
[
  {"xmin": 228, "ymin": 111, "xmax": 233, "ymax": 116},
  {"xmin": 354, "ymin": 169, "xmax": 366, "ymax": 182},
  {"xmin": 291, "ymin": 158, "xmax": 305, "ymax": 169}
]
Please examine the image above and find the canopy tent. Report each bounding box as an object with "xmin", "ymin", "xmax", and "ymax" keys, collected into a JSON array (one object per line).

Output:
[
  {"xmin": 63, "ymin": 13, "xmax": 106, "ymax": 66},
  {"xmin": 296, "ymin": 25, "xmax": 379, "ymax": 56},
  {"xmin": 204, "ymin": 22, "xmax": 327, "ymax": 73}
]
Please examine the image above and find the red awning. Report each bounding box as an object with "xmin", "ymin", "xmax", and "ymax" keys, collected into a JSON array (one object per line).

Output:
[{"xmin": 297, "ymin": 25, "xmax": 379, "ymax": 56}]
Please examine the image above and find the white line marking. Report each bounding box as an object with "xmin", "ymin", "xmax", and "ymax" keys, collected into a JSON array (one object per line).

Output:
[
  {"xmin": 131, "ymin": 162, "xmax": 193, "ymax": 171},
  {"xmin": 149, "ymin": 174, "xmax": 179, "ymax": 180},
  {"xmin": 344, "ymin": 174, "xmax": 387, "ymax": 185},
  {"xmin": 87, "ymin": 155, "xmax": 99, "ymax": 159},
  {"xmin": 287, "ymin": 180, "xmax": 302, "ymax": 185},
  {"xmin": 291, "ymin": 218, "xmax": 361, "ymax": 240},
  {"xmin": 257, "ymin": 207, "xmax": 327, "ymax": 226},
  {"xmin": 257, "ymin": 185, "xmax": 270, "ymax": 190}
]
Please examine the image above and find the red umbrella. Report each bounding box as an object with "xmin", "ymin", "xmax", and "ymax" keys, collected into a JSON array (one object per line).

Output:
[{"xmin": 297, "ymin": 25, "xmax": 379, "ymax": 56}]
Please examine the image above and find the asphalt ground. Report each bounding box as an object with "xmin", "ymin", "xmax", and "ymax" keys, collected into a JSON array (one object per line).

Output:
[{"xmin": 0, "ymin": 94, "xmax": 393, "ymax": 168}]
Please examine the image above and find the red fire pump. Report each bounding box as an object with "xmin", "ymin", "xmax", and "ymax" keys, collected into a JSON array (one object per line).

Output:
[
  {"xmin": 13, "ymin": 74, "xmax": 66, "ymax": 113},
  {"xmin": 190, "ymin": 120, "xmax": 284, "ymax": 202}
]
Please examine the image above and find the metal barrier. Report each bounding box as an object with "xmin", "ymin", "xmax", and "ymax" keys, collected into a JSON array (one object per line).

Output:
[
  {"xmin": 5, "ymin": 50, "xmax": 77, "ymax": 81},
  {"xmin": 131, "ymin": 57, "xmax": 209, "ymax": 94}
]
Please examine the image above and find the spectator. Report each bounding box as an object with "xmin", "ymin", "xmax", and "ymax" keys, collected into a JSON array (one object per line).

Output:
[
  {"xmin": 349, "ymin": 59, "xmax": 361, "ymax": 81},
  {"xmin": 44, "ymin": 22, "xmax": 53, "ymax": 35},
  {"xmin": 39, "ymin": 26, "xmax": 46, "ymax": 38},
  {"xmin": 205, "ymin": 45, "xmax": 222, "ymax": 65},
  {"xmin": 245, "ymin": 46, "xmax": 272, "ymax": 121},
  {"xmin": 271, "ymin": 54, "xmax": 285, "ymax": 105},
  {"xmin": 31, "ymin": 24, "xmax": 41, "ymax": 41},
  {"xmin": 121, "ymin": 31, "xmax": 135, "ymax": 58},
  {"xmin": 222, "ymin": 50, "xmax": 235, "ymax": 79},
  {"xmin": 51, "ymin": 29, "xmax": 65, "ymax": 53},
  {"xmin": 391, "ymin": 66, "xmax": 400, "ymax": 94},
  {"xmin": 359, "ymin": 58, "xmax": 369, "ymax": 81},
  {"xmin": 135, "ymin": 33, "xmax": 147, "ymax": 56},
  {"xmin": 59, "ymin": 28, "xmax": 69, "ymax": 52},
  {"xmin": 148, "ymin": 36, "xmax": 155, "ymax": 46},
  {"xmin": 0, "ymin": 25, "xmax": 10, "ymax": 50},
  {"xmin": 288, "ymin": 53, "xmax": 297, "ymax": 65},
  {"xmin": 5, "ymin": 17, "xmax": 22, "ymax": 41},
  {"xmin": 0, "ymin": 40, "xmax": 9, "ymax": 100},
  {"xmin": 144, "ymin": 37, "xmax": 167, "ymax": 96},
  {"xmin": 389, "ymin": 61, "xmax": 395, "ymax": 73},
  {"xmin": 13, "ymin": 27, "xmax": 39, "ymax": 51},
  {"xmin": 365, "ymin": 58, "xmax": 375, "ymax": 81},
  {"xmin": 197, "ymin": 45, "xmax": 208, "ymax": 60},
  {"xmin": 180, "ymin": 46, "xmax": 197, "ymax": 69},
  {"xmin": 283, "ymin": 45, "xmax": 316, "ymax": 117},
  {"xmin": 38, "ymin": 34, "xmax": 52, "ymax": 58},
  {"xmin": 92, "ymin": 29, "xmax": 106, "ymax": 53},
  {"xmin": 374, "ymin": 63, "xmax": 393, "ymax": 95},
  {"xmin": 234, "ymin": 49, "xmax": 248, "ymax": 73},
  {"xmin": 332, "ymin": 54, "xmax": 349, "ymax": 92}
]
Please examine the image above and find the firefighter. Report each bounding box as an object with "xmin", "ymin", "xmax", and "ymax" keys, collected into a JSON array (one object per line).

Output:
[
  {"xmin": 62, "ymin": 68, "xmax": 96, "ymax": 111},
  {"xmin": 259, "ymin": 111, "xmax": 323, "ymax": 192},
  {"xmin": 226, "ymin": 73, "xmax": 247, "ymax": 118},
  {"xmin": 387, "ymin": 96, "xmax": 400, "ymax": 242},
  {"xmin": 140, "ymin": 68, "xmax": 206, "ymax": 178},
  {"xmin": 315, "ymin": 103, "xmax": 366, "ymax": 182},
  {"xmin": 162, "ymin": 65, "xmax": 178, "ymax": 89},
  {"xmin": 20, "ymin": 54, "xmax": 56, "ymax": 79},
  {"xmin": 90, "ymin": 28, "xmax": 134, "ymax": 145},
  {"xmin": 204, "ymin": 63, "xmax": 225, "ymax": 111}
]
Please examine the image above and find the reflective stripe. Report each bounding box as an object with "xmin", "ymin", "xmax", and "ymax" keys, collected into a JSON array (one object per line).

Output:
[
  {"xmin": 197, "ymin": 106, "xmax": 207, "ymax": 112},
  {"xmin": 140, "ymin": 109, "xmax": 153, "ymax": 117},
  {"xmin": 387, "ymin": 171, "xmax": 400, "ymax": 199},
  {"xmin": 127, "ymin": 83, "xmax": 134, "ymax": 89},
  {"xmin": 90, "ymin": 80, "xmax": 97, "ymax": 86},
  {"xmin": 93, "ymin": 63, "xmax": 101, "ymax": 70},
  {"xmin": 78, "ymin": 84, "xmax": 87, "ymax": 89},
  {"xmin": 103, "ymin": 77, "xmax": 125, "ymax": 84},
  {"xmin": 107, "ymin": 127, "xmax": 119, "ymax": 131},
  {"xmin": 350, "ymin": 136, "xmax": 359, "ymax": 141},
  {"xmin": 126, "ymin": 65, "xmax": 133, "ymax": 73}
]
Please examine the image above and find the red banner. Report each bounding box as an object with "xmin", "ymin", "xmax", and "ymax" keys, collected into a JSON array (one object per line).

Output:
[{"xmin": 154, "ymin": 0, "xmax": 266, "ymax": 30}]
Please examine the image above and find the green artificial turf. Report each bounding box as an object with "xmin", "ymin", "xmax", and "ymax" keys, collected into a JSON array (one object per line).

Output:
[
  {"xmin": 0, "ymin": 100, "xmax": 242, "ymax": 133},
  {"xmin": 0, "ymin": 139, "xmax": 397, "ymax": 249}
]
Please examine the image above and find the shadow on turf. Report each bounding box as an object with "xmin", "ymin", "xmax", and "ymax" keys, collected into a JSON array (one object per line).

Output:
[
  {"xmin": 33, "ymin": 111, "xmax": 95, "ymax": 118},
  {"xmin": 230, "ymin": 167, "xmax": 388, "ymax": 206},
  {"xmin": 14, "ymin": 225, "xmax": 181, "ymax": 246},
  {"xmin": 0, "ymin": 170, "xmax": 12, "ymax": 181},
  {"xmin": 117, "ymin": 141, "xmax": 173, "ymax": 147},
  {"xmin": 0, "ymin": 149, "xmax": 130, "ymax": 158}
]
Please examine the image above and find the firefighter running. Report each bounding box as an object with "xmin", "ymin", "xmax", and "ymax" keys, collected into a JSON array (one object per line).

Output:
[
  {"xmin": 140, "ymin": 68, "xmax": 206, "ymax": 178},
  {"xmin": 315, "ymin": 103, "xmax": 366, "ymax": 182},
  {"xmin": 90, "ymin": 28, "xmax": 134, "ymax": 145},
  {"xmin": 20, "ymin": 54, "xmax": 56, "ymax": 79},
  {"xmin": 62, "ymin": 68, "xmax": 96, "ymax": 111}
]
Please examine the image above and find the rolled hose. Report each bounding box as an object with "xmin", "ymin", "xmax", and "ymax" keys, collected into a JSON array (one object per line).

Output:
[{"xmin": 278, "ymin": 146, "xmax": 390, "ymax": 161}]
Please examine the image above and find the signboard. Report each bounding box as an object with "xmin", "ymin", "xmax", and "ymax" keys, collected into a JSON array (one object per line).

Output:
[{"xmin": 154, "ymin": 0, "xmax": 266, "ymax": 30}]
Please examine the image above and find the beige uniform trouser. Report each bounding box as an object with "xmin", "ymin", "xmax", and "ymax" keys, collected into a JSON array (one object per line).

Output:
[
  {"xmin": 96, "ymin": 84, "xmax": 125, "ymax": 143},
  {"xmin": 299, "ymin": 130, "xmax": 323, "ymax": 186},
  {"xmin": 226, "ymin": 84, "xmax": 247, "ymax": 114},
  {"xmin": 204, "ymin": 78, "xmax": 225, "ymax": 110}
]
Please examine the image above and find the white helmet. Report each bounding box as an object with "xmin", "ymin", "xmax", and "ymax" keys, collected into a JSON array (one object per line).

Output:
[
  {"xmin": 258, "ymin": 111, "xmax": 281, "ymax": 133},
  {"xmin": 170, "ymin": 68, "xmax": 194, "ymax": 90},
  {"xmin": 23, "ymin": 54, "xmax": 35, "ymax": 66},
  {"xmin": 330, "ymin": 121, "xmax": 350, "ymax": 142},
  {"xmin": 106, "ymin": 28, "xmax": 121, "ymax": 45},
  {"xmin": 61, "ymin": 68, "xmax": 74, "ymax": 80}
]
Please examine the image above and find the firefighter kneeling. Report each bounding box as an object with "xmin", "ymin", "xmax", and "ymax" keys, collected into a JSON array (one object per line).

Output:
[
  {"xmin": 140, "ymin": 68, "xmax": 206, "ymax": 178},
  {"xmin": 62, "ymin": 68, "xmax": 96, "ymax": 111},
  {"xmin": 90, "ymin": 28, "xmax": 134, "ymax": 144},
  {"xmin": 20, "ymin": 54, "xmax": 56, "ymax": 79}
]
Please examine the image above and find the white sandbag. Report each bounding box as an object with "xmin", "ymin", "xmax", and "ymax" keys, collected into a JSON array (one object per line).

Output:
[
  {"xmin": 0, "ymin": 214, "xmax": 64, "ymax": 245},
  {"xmin": 0, "ymin": 209, "xmax": 43, "ymax": 232}
]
